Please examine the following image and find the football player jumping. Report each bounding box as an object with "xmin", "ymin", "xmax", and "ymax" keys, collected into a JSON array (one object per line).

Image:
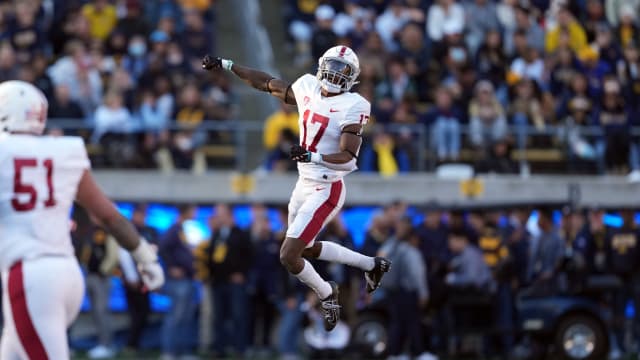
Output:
[
  {"xmin": 0, "ymin": 81, "xmax": 164, "ymax": 359},
  {"xmin": 203, "ymin": 46, "xmax": 391, "ymax": 331}
]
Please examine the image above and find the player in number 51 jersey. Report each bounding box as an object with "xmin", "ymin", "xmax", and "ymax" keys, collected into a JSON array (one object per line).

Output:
[
  {"xmin": 202, "ymin": 46, "xmax": 390, "ymax": 332},
  {"xmin": 0, "ymin": 80, "xmax": 164, "ymax": 360}
]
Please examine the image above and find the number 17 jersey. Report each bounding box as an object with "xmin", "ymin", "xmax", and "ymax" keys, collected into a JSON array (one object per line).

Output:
[
  {"xmin": 0, "ymin": 135, "xmax": 90, "ymax": 271},
  {"xmin": 291, "ymin": 74, "xmax": 371, "ymax": 182}
]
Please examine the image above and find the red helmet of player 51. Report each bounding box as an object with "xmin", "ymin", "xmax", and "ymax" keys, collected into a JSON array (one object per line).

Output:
[
  {"xmin": 316, "ymin": 45, "xmax": 361, "ymax": 94},
  {"xmin": 0, "ymin": 80, "xmax": 48, "ymax": 134}
]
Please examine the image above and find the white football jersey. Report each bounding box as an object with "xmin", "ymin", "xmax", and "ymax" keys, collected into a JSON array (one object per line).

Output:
[
  {"xmin": 0, "ymin": 135, "xmax": 90, "ymax": 271},
  {"xmin": 291, "ymin": 74, "xmax": 370, "ymax": 182}
]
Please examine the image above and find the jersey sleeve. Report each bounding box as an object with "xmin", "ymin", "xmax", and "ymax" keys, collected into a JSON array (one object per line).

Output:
[
  {"xmin": 66, "ymin": 136, "xmax": 91, "ymax": 170},
  {"xmin": 340, "ymin": 97, "xmax": 371, "ymax": 130},
  {"xmin": 290, "ymin": 74, "xmax": 319, "ymax": 105}
]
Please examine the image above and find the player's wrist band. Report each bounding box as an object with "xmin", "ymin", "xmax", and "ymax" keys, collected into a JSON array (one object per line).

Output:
[
  {"xmin": 221, "ymin": 59, "xmax": 233, "ymax": 71},
  {"xmin": 310, "ymin": 152, "xmax": 322, "ymax": 164}
]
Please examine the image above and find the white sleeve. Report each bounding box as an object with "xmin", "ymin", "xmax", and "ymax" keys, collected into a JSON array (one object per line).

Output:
[
  {"xmin": 290, "ymin": 74, "xmax": 318, "ymax": 105},
  {"xmin": 340, "ymin": 97, "xmax": 371, "ymax": 130},
  {"xmin": 68, "ymin": 136, "xmax": 91, "ymax": 170}
]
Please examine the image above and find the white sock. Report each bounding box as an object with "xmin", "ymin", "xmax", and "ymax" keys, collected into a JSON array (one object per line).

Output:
[
  {"xmin": 295, "ymin": 259, "xmax": 332, "ymax": 299},
  {"xmin": 318, "ymin": 241, "xmax": 375, "ymax": 271}
]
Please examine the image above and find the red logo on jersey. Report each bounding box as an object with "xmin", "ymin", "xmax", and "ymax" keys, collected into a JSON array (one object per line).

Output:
[
  {"xmin": 315, "ymin": 187, "xmax": 326, "ymax": 191},
  {"xmin": 303, "ymin": 96, "xmax": 310, "ymax": 105},
  {"xmin": 329, "ymin": 108, "xmax": 339, "ymax": 112}
]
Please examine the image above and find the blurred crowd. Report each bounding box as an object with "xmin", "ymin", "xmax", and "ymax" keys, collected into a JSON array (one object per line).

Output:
[
  {"xmin": 66, "ymin": 200, "xmax": 640, "ymax": 359},
  {"xmin": 262, "ymin": 0, "xmax": 640, "ymax": 177},
  {"xmin": 0, "ymin": 0, "xmax": 234, "ymax": 169}
]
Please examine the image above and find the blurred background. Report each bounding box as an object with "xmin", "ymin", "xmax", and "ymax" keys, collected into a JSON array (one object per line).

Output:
[{"xmin": 2, "ymin": 0, "xmax": 640, "ymax": 359}]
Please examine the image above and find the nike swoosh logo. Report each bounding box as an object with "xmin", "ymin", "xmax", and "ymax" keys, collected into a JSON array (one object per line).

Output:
[
  {"xmin": 329, "ymin": 109, "xmax": 339, "ymax": 112},
  {"xmin": 315, "ymin": 187, "xmax": 326, "ymax": 191}
]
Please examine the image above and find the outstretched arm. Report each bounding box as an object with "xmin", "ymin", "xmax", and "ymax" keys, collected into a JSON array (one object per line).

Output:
[{"xmin": 202, "ymin": 55, "xmax": 296, "ymax": 105}]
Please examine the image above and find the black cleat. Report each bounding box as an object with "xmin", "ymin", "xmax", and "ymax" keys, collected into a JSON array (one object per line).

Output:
[
  {"xmin": 364, "ymin": 257, "xmax": 391, "ymax": 293},
  {"xmin": 320, "ymin": 281, "xmax": 341, "ymax": 331}
]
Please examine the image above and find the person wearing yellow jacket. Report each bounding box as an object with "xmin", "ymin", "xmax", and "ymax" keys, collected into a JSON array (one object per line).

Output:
[
  {"xmin": 545, "ymin": 7, "xmax": 588, "ymax": 53},
  {"xmin": 263, "ymin": 103, "xmax": 299, "ymax": 150}
]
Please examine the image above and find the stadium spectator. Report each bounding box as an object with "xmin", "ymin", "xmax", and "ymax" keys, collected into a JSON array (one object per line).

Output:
[
  {"xmin": 464, "ymin": 0, "xmax": 500, "ymax": 55},
  {"xmin": 606, "ymin": 0, "xmax": 640, "ymax": 27},
  {"xmin": 360, "ymin": 129, "xmax": 411, "ymax": 176},
  {"xmin": 545, "ymin": 6, "xmax": 588, "ymax": 54},
  {"xmin": 48, "ymin": 40, "xmax": 103, "ymax": 116},
  {"xmin": 469, "ymin": 80, "xmax": 508, "ymax": 154},
  {"xmin": 395, "ymin": 22, "xmax": 430, "ymax": 101},
  {"xmin": 583, "ymin": 0, "xmax": 607, "ymax": 43},
  {"xmin": 247, "ymin": 214, "xmax": 280, "ymax": 354},
  {"xmin": 276, "ymin": 271, "xmax": 307, "ymax": 360},
  {"xmin": 340, "ymin": 6, "xmax": 371, "ymax": 51},
  {"xmin": 379, "ymin": 216, "xmax": 432, "ymax": 360},
  {"xmin": 122, "ymin": 34, "xmax": 149, "ymax": 81},
  {"xmin": 510, "ymin": 46, "xmax": 545, "ymax": 85},
  {"xmin": 181, "ymin": 9, "xmax": 213, "ymax": 62},
  {"xmin": 475, "ymin": 29, "xmax": 508, "ymax": 94},
  {"xmin": 618, "ymin": 42, "xmax": 640, "ymax": 105},
  {"xmin": 263, "ymin": 103, "xmax": 299, "ymax": 151},
  {"xmin": 608, "ymin": 208, "xmax": 640, "ymax": 355},
  {"xmin": 149, "ymin": 29, "xmax": 171, "ymax": 58},
  {"xmin": 375, "ymin": 57, "xmax": 417, "ymax": 121},
  {"xmin": 119, "ymin": 204, "xmax": 156, "ymax": 355},
  {"xmin": 425, "ymin": 86, "xmax": 462, "ymax": 162},
  {"xmin": 445, "ymin": 226, "xmax": 495, "ymax": 291},
  {"xmin": 138, "ymin": 89, "xmax": 170, "ymax": 133},
  {"xmin": 0, "ymin": 42, "xmax": 19, "ymax": 82},
  {"xmin": 561, "ymin": 91, "xmax": 597, "ymax": 166},
  {"xmin": 93, "ymin": 90, "xmax": 133, "ymax": 142},
  {"xmin": 31, "ymin": 53, "xmax": 55, "ymax": 100},
  {"xmin": 202, "ymin": 204, "xmax": 253, "ymax": 357},
  {"xmin": 82, "ymin": 0, "xmax": 118, "ymax": 42},
  {"xmin": 9, "ymin": 2, "xmax": 47, "ymax": 63},
  {"xmin": 311, "ymin": 5, "xmax": 338, "ymax": 63},
  {"xmin": 48, "ymin": 84, "xmax": 85, "ymax": 122},
  {"xmin": 526, "ymin": 208, "xmax": 564, "ymax": 295},
  {"xmin": 505, "ymin": 4, "xmax": 545, "ymax": 56},
  {"xmin": 615, "ymin": 6, "xmax": 640, "ymax": 48},
  {"xmin": 426, "ymin": 0, "xmax": 465, "ymax": 44},
  {"xmin": 549, "ymin": 47, "xmax": 580, "ymax": 97},
  {"xmin": 375, "ymin": 0, "xmax": 412, "ymax": 52},
  {"xmin": 79, "ymin": 222, "xmax": 119, "ymax": 359},
  {"xmin": 114, "ymin": 0, "xmax": 151, "ymax": 41},
  {"xmin": 159, "ymin": 204, "xmax": 198, "ymax": 359},
  {"xmin": 171, "ymin": 83, "xmax": 207, "ymax": 169},
  {"xmin": 595, "ymin": 78, "xmax": 631, "ymax": 173},
  {"xmin": 509, "ymin": 78, "xmax": 544, "ymax": 151},
  {"xmin": 361, "ymin": 211, "xmax": 392, "ymax": 257}
]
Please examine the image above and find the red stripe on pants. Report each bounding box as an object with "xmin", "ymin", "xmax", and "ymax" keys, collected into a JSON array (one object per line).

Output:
[
  {"xmin": 8, "ymin": 262, "xmax": 48, "ymax": 360},
  {"xmin": 299, "ymin": 181, "xmax": 342, "ymax": 243}
]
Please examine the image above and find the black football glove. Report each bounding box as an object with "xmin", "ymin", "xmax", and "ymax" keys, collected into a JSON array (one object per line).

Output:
[
  {"xmin": 202, "ymin": 55, "xmax": 222, "ymax": 70},
  {"xmin": 290, "ymin": 144, "xmax": 311, "ymax": 162}
]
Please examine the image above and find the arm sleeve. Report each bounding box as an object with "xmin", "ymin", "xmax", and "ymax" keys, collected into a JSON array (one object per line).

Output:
[
  {"xmin": 70, "ymin": 137, "xmax": 91, "ymax": 170},
  {"xmin": 290, "ymin": 74, "xmax": 317, "ymax": 106},
  {"xmin": 340, "ymin": 97, "xmax": 371, "ymax": 130}
]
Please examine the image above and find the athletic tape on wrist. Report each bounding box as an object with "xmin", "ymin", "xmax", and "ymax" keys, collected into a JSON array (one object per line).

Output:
[
  {"xmin": 310, "ymin": 152, "xmax": 322, "ymax": 164},
  {"xmin": 221, "ymin": 59, "xmax": 233, "ymax": 71}
]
